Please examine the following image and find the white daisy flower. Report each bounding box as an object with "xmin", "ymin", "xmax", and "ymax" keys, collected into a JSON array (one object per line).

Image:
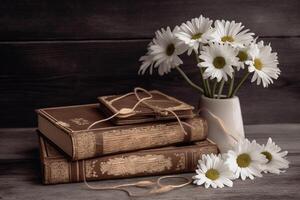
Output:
[
  {"xmin": 175, "ymin": 15, "xmax": 214, "ymax": 55},
  {"xmin": 246, "ymin": 41, "xmax": 280, "ymax": 87},
  {"xmin": 139, "ymin": 48, "xmax": 155, "ymax": 75},
  {"xmin": 235, "ymin": 37, "xmax": 258, "ymax": 70},
  {"xmin": 199, "ymin": 42, "xmax": 239, "ymax": 82},
  {"xmin": 225, "ymin": 139, "xmax": 268, "ymax": 180},
  {"xmin": 260, "ymin": 138, "xmax": 289, "ymax": 174},
  {"xmin": 138, "ymin": 27, "xmax": 188, "ymax": 76},
  {"xmin": 211, "ymin": 20, "xmax": 254, "ymax": 47},
  {"xmin": 236, "ymin": 44, "xmax": 251, "ymax": 70},
  {"xmin": 193, "ymin": 154, "xmax": 234, "ymax": 188}
]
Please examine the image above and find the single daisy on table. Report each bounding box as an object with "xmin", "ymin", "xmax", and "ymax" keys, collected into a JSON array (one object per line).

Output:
[
  {"xmin": 175, "ymin": 15, "xmax": 214, "ymax": 55},
  {"xmin": 193, "ymin": 154, "xmax": 234, "ymax": 188},
  {"xmin": 138, "ymin": 27, "xmax": 188, "ymax": 76},
  {"xmin": 199, "ymin": 42, "xmax": 239, "ymax": 82},
  {"xmin": 260, "ymin": 138, "xmax": 289, "ymax": 174},
  {"xmin": 225, "ymin": 139, "xmax": 268, "ymax": 180},
  {"xmin": 246, "ymin": 41, "xmax": 280, "ymax": 87},
  {"xmin": 211, "ymin": 20, "xmax": 254, "ymax": 47}
]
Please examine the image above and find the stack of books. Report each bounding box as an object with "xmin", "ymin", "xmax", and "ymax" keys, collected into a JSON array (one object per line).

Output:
[{"xmin": 36, "ymin": 90, "xmax": 218, "ymax": 184}]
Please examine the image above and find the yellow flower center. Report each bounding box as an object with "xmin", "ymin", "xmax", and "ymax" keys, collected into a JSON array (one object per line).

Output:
[
  {"xmin": 236, "ymin": 153, "xmax": 251, "ymax": 168},
  {"xmin": 254, "ymin": 58, "xmax": 263, "ymax": 70},
  {"xmin": 221, "ymin": 35, "xmax": 234, "ymax": 42},
  {"xmin": 191, "ymin": 33, "xmax": 203, "ymax": 40},
  {"xmin": 205, "ymin": 169, "xmax": 220, "ymax": 180},
  {"xmin": 261, "ymin": 151, "xmax": 272, "ymax": 163},
  {"xmin": 238, "ymin": 51, "xmax": 248, "ymax": 61},
  {"xmin": 213, "ymin": 56, "xmax": 226, "ymax": 69},
  {"xmin": 166, "ymin": 44, "xmax": 175, "ymax": 56}
]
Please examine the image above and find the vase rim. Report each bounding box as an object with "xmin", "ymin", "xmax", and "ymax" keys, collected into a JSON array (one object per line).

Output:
[{"xmin": 201, "ymin": 95, "xmax": 239, "ymax": 101}]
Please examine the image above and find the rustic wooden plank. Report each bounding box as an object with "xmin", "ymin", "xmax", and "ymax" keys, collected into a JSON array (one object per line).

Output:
[
  {"xmin": 0, "ymin": 37, "xmax": 299, "ymax": 127},
  {"xmin": 0, "ymin": 0, "xmax": 299, "ymax": 41},
  {"xmin": 0, "ymin": 125, "xmax": 299, "ymax": 199}
]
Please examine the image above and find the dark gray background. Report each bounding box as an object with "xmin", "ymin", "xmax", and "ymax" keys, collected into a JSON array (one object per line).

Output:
[{"xmin": 0, "ymin": 0, "xmax": 299, "ymax": 127}]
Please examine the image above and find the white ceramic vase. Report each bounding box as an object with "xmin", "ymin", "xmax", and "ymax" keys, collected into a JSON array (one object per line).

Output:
[{"xmin": 198, "ymin": 95, "xmax": 245, "ymax": 153}]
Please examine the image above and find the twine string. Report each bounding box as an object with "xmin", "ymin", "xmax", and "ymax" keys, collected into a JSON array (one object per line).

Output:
[
  {"xmin": 82, "ymin": 87, "xmax": 241, "ymax": 197},
  {"xmin": 197, "ymin": 108, "xmax": 241, "ymax": 142},
  {"xmin": 87, "ymin": 87, "xmax": 195, "ymax": 134},
  {"xmin": 82, "ymin": 107, "xmax": 239, "ymax": 197},
  {"xmin": 82, "ymin": 160, "xmax": 191, "ymax": 197},
  {"xmin": 157, "ymin": 175, "xmax": 192, "ymax": 188}
]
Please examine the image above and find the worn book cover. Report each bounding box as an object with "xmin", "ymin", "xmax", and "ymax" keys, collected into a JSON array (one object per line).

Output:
[
  {"xmin": 39, "ymin": 135, "xmax": 218, "ymax": 184},
  {"xmin": 98, "ymin": 90, "xmax": 195, "ymax": 125},
  {"xmin": 36, "ymin": 104, "xmax": 208, "ymax": 160}
]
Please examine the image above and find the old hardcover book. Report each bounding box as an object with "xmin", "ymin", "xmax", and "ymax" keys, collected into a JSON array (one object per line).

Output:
[
  {"xmin": 98, "ymin": 90, "xmax": 195, "ymax": 125},
  {"xmin": 39, "ymin": 135, "xmax": 218, "ymax": 184},
  {"xmin": 36, "ymin": 104, "xmax": 208, "ymax": 160}
]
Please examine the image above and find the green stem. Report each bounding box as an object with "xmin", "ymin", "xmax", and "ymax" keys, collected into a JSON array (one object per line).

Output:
[
  {"xmin": 194, "ymin": 52, "xmax": 209, "ymax": 96},
  {"xmin": 217, "ymin": 79, "xmax": 225, "ymax": 99},
  {"xmin": 199, "ymin": 67, "xmax": 209, "ymax": 96},
  {"xmin": 228, "ymin": 74, "xmax": 235, "ymax": 97},
  {"xmin": 211, "ymin": 79, "xmax": 218, "ymax": 98},
  {"xmin": 194, "ymin": 50, "xmax": 212, "ymax": 97},
  {"xmin": 230, "ymin": 71, "xmax": 250, "ymax": 97},
  {"xmin": 205, "ymin": 75, "xmax": 212, "ymax": 97},
  {"xmin": 175, "ymin": 66, "xmax": 204, "ymax": 93}
]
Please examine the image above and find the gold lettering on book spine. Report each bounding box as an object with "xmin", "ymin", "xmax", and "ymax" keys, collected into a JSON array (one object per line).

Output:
[
  {"xmin": 72, "ymin": 118, "xmax": 205, "ymax": 159},
  {"xmin": 99, "ymin": 155, "xmax": 173, "ymax": 176},
  {"xmin": 102, "ymin": 121, "xmax": 203, "ymax": 154}
]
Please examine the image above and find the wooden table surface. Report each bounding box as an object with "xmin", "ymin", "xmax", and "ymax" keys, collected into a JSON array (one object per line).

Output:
[{"xmin": 1, "ymin": 124, "xmax": 299, "ymax": 200}]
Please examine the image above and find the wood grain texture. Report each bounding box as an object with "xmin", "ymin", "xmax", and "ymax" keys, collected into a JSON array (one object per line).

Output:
[
  {"xmin": 0, "ymin": 0, "xmax": 299, "ymax": 41},
  {"xmin": 1, "ymin": 124, "xmax": 299, "ymax": 199},
  {"xmin": 0, "ymin": 38, "xmax": 299, "ymax": 127}
]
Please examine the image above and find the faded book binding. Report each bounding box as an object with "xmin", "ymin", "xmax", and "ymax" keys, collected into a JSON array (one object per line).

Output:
[
  {"xmin": 36, "ymin": 104, "xmax": 207, "ymax": 160},
  {"xmin": 39, "ymin": 135, "xmax": 218, "ymax": 184},
  {"xmin": 98, "ymin": 90, "xmax": 195, "ymax": 125}
]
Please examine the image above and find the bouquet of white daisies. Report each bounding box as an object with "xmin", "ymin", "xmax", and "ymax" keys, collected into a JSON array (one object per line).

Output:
[
  {"xmin": 139, "ymin": 15, "xmax": 280, "ymax": 98},
  {"xmin": 138, "ymin": 15, "xmax": 288, "ymax": 189}
]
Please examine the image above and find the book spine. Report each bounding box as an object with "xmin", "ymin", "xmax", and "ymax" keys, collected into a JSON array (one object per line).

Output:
[
  {"xmin": 42, "ymin": 143, "xmax": 218, "ymax": 184},
  {"xmin": 72, "ymin": 117, "xmax": 208, "ymax": 160}
]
